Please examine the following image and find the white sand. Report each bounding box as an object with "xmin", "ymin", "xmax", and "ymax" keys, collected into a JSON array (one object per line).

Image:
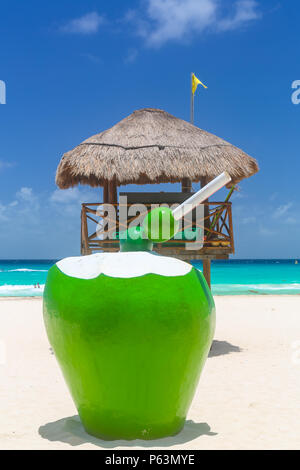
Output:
[{"xmin": 0, "ymin": 296, "xmax": 299, "ymax": 450}]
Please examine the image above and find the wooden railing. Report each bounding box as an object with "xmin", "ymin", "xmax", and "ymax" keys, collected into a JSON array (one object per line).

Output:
[{"xmin": 81, "ymin": 201, "xmax": 234, "ymax": 260}]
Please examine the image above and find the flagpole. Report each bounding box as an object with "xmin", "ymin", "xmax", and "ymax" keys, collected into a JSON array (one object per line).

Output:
[
  {"xmin": 190, "ymin": 71, "xmax": 211, "ymax": 289},
  {"xmin": 190, "ymin": 72, "xmax": 194, "ymax": 125}
]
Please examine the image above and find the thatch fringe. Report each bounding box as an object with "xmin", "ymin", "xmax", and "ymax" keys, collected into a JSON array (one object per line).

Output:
[{"xmin": 56, "ymin": 108, "xmax": 259, "ymax": 188}]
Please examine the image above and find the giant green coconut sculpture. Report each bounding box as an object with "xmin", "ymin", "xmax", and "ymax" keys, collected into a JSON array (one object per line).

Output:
[{"xmin": 43, "ymin": 173, "xmax": 231, "ymax": 440}]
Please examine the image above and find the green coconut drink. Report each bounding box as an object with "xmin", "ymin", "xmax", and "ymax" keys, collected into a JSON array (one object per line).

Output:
[
  {"xmin": 43, "ymin": 172, "xmax": 230, "ymax": 440},
  {"xmin": 44, "ymin": 251, "xmax": 215, "ymax": 440}
]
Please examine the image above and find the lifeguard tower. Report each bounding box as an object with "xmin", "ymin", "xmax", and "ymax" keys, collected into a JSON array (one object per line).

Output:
[{"xmin": 55, "ymin": 108, "xmax": 259, "ymax": 287}]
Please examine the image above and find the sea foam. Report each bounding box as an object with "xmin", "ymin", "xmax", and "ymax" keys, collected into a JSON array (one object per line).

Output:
[
  {"xmin": 2, "ymin": 269, "xmax": 48, "ymax": 273},
  {"xmin": 212, "ymin": 283, "xmax": 300, "ymax": 295},
  {"xmin": 0, "ymin": 284, "xmax": 45, "ymax": 296}
]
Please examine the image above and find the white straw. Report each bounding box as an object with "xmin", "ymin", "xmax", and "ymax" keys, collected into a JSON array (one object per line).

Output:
[{"xmin": 172, "ymin": 171, "xmax": 232, "ymax": 221}]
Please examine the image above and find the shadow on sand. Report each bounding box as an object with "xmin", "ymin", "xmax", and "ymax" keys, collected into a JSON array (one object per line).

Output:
[
  {"xmin": 209, "ymin": 340, "xmax": 242, "ymax": 358},
  {"xmin": 39, "ymin": 416, "xmax": 217, "ymax": 448}
]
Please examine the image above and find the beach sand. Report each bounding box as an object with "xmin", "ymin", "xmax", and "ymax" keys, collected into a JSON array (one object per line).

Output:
[{"xmin": 0, "ymin": 296, "xmax": 299, "ymax": 450}]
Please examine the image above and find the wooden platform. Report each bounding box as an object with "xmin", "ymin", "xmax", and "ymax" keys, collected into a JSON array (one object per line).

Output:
[
  {"xmin": 80, "ymin": 196, "xmax": 234, "ymax": 288},
  {"xmin": 80, "ymin": 200, "xmax": 234, "ymax": 258}
]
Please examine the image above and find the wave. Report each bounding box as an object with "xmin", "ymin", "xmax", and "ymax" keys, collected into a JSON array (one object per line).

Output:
[
  {"xmin": 0, "ymin": 284, "xmax": 45, "ymax": 296},
  {"xmin": 212, "ymin": 283, "xmax": 300, "ymax": 295},
  {"xmin": 0, "ymin": 269, "xmax": 48, "ymax": 273},
  {"xmin": 1, "ymin": 278, "xmax": 300, "ymax": 297}
]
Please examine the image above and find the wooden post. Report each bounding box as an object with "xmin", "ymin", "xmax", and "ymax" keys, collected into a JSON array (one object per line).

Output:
[
  {"xmin": 201, "ymin": 176, "xmax": 211, "ymax": 289},
  {"xmin": 103, "ymin": 181, "xmax": 109, "ymax": 203},
  {"xmin": 80, "ymin": 207, "xmax": 84, "ymax": 255},
  {"xmin": 203, "ymin": 259, "xmax": 211, "ymax": 289},
  {"xmin": 108, "ymin": 181, "xmax": 117, "ymax": 204},
  {"xmin": 81, "ymin": 205, "xmax": 90, "ymax": 255},
  {"xmin": 228, "ymin": 203, "xmax": 235, "ymax": 255},
  {"xmin": 181, "ymin": 178, "xmax": 192, "ymax": 193},
  {"xmin": 113, "ymin": 182, "xmax": 118, "ymax": 205},
  {"xmin": 108, "ymin": 181, "xmax": 118, "ymax": 239}
]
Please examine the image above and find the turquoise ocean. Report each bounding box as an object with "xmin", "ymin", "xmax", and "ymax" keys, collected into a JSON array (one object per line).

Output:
[{"xmin": 0, "ymin": 259, "xmax": 300, "ymax": 297}]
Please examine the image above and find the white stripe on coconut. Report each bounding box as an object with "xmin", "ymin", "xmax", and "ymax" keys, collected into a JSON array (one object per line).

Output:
[{"xmin": 57, "ymin": 252, "xmax": 192, "ymax": 279}]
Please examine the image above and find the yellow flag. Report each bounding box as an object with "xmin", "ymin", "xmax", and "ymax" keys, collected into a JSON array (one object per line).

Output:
[{"xmin": 192, "ymin": 73, "xmax": 207, "ymax": 95}]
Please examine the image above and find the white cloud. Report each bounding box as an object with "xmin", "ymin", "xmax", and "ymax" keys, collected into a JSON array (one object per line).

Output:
[
  {"xmin": 145, "ymin": 0, "xmax": 216, "ymax": 46},
  {"xmin": 232, "ymin": 190, "xmax": 246, "ymax": 200},
  {"xmin": 286, "ymin": 216, "xmax": 298, "ymax": 225},
  {"xmin": 0, "ymin": 203, "xmax": 8, "ymax": 221},
  {"xmin": 259, "ymin": 226, "xmax": 277, "ymax": 237},
  {"xmin": 241, "ymin": 215, "xmax": 256, "ymax": 225},
  {"xmin": 51, "ymin": 188, "xmax": 82, "ymax": 204},
  {"xmin": 16, "ymin": 187, "xmax": 35, "ymax": 202},
  {"xmin": 269, "ymin": 192, "xmax": 278, "ymax": 201},
  {"xmin": 129, "ymin": 0, "xmax": 261, "ymax": 47},
  {"xmin": 50, "ymin": 187, "xmax": 97, "ymax": 218},
  {"xmin": 217, "ymin": 0, "xmax": 261, "ymax": 32},
  {"xmin": 124, "ymin": 48, "xmax": 138, "ymax": 64},
  {"xmin": 60, "ymin": 12, "xmax": 104, "ymax": 35},
  {"xmin": 81, "ymin": 53, "xmax": 102, "ymax": 64},
  {"xmin": 0, "ymin": 160, "xmax": 14, "ymax": 171},
  {"xmin": 0, "ymin": 186, "xmax": 101, "ymax": 258},
  {"xmin": 50, "ymin": 187, "xmax": 95, "ymax": 204},
  {"xmin": 15, "ymin": 187, "xmax": 41, "ymax": 224},
  {"xmin": 272, "ymin": 202, "xmax": 293, "ymax": 219}
]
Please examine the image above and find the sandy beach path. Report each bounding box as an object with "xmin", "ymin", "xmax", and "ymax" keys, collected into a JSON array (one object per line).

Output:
[{"xmin": 0, "ymin": 296, "xmax": 299, "ymax": 450}]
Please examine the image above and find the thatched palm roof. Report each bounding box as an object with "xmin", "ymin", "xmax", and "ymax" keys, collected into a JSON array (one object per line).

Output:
[{"xmin": 56, "ymin": 108, "xmax": 259, "ymax": 188}]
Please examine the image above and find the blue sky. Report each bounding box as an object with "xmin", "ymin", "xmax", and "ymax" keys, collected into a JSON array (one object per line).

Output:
[{"xmin": 0, "ymin": 0, "xmax": 299, "ymax": 259}]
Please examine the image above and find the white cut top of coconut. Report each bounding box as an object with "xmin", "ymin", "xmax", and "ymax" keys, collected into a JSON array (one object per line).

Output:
[{"xmin": 56, "ymin": 252, "xmax": 192, "ymax": 279}]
